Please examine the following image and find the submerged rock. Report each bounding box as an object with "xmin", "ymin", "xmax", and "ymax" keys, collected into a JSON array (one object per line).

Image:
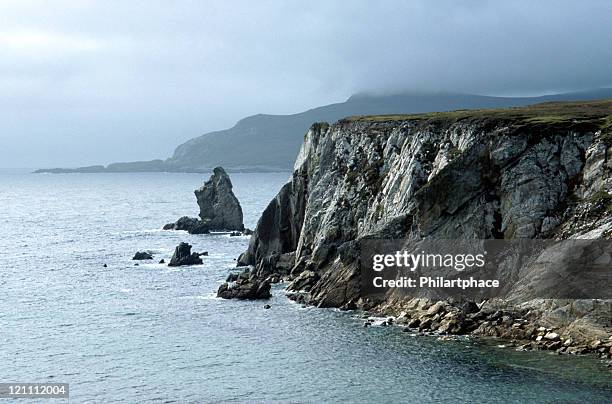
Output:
[
  {"xmin": 195, "ymin": 167, "xmax": 244, "ymax": 231},
  {"xmin": 168, "ymin": 242, "xmax": 203, "ymax": 266},
  {"xmin": 132, "ymin": 251, "xmax": 153, "ymax": 260}
]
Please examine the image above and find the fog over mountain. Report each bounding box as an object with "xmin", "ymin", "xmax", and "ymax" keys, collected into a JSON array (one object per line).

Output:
[{"xmin": 1, "ymin": 0, "xmax": 611, "ymax": 168}]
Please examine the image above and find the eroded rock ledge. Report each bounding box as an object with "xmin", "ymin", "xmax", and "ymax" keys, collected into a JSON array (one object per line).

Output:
[{"xmin": 236, "ymin": 101, "xmax": 612, "ymax": 354}]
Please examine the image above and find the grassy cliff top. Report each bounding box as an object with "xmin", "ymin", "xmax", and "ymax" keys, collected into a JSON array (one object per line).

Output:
[{"xmin": 347, "ymin": 99, "xmax": 612, "ymax": 131}]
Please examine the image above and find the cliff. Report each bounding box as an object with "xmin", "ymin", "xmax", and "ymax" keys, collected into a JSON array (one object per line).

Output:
[{"xmin": 238, "ymin": 100, "xmax": 612, "ymax": 349}]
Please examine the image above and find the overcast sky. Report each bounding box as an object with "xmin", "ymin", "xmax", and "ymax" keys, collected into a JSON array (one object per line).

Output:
[{"xmin": 1, "ymin": 0, "xmax": 611, "ymax": 168}]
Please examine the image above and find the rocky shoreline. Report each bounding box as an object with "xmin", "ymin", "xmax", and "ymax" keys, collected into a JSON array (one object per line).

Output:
[
  {"xmin": 282, "ymin": 284, "xmax": 612, "ymax": 368},
  {"xmin": 226, "ymin": 101, "xmax": 612, "ymax": 367},
  {"xmin": 282, "ymin": 278, "xmax": 612, "ymax": 365},
  {"xmin": 369, "ymin": 298, "xmax": 611, "ymax": 363}
]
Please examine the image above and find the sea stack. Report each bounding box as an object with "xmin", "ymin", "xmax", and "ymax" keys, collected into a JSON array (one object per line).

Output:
[
  {"xmin": 163, "ymin": 167, "xmax": 245, "ymax": 233},
  {"xmin": 195, "ymin": 167, "xmax": 244, "ymax": 231}
]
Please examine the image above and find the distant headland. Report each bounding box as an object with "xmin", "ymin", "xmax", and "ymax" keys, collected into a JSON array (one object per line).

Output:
[{"xmin": 34, "ymin": 88, "xmax": 612, "ymax": 174}]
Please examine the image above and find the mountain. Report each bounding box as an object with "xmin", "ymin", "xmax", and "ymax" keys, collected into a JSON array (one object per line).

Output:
[{"xmin": 35, "ymin": 88, "xmax": 612, "ymax": 173}]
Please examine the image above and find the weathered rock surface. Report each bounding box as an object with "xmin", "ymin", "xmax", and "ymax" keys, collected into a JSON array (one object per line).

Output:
[
  {"xmin": 132, "ymin": 251, "xmax": 153, "ymax": 260},
  {"xmin": 371, "ymin": 297, "xmax": 612, "ymax": 360},
  {"xmin": 196, "ymin": 167, "xmax": 244, "ymax": 231},
  {"xmin": 168, "ymin": 242, "xmax": 204, "ymax": 266},
  {"xmin": 217, "ymin": 269, "xmax": 271, "ymax": 299},
  {"xmin": 163, "ymin": 167, "xmax": 244, "ymax": 233},
  {"xmin": 239, "ymin": 101, "xmax": 612, "ymax": 346},
  {"xmin": 287, "ymin": 270, "xmax": 319, "ymax": 292}
]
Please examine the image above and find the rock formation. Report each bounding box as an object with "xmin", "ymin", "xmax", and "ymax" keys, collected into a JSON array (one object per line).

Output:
[
  {"xmin": 168, "ymin": 242, "xmax": 204, "ymax": 266},
  {"xmin": 163, "ymin": 167, "xmax": 244, "ymax": 233},
  {"xmin": 132, "ymin": 251, "xmax": 153, "ymax": 260},
  {"xmin": 237, "ymin": 100, "xmax": 612, "ymax": 349},
  {"xmin": 217, "ymin": 268, "xmax": 271, "ymax": 300},
  {"xmin": 195, "ymin": 167, "xmax": 244, "ymax": 231},
  {"xmin": 163, "ymin": 216, "xmax": 210, "ymax": 234}
]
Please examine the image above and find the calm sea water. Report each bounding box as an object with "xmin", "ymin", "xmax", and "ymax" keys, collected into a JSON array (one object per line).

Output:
[{"xmin": 1, "ymin": 170, "xmax": 610, "ymax": 403}]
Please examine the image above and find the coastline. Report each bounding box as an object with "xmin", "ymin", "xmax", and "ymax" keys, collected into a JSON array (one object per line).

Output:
[
  {"xmin": 3, "ymin": 168, "xmax": 611, "ymax": 402},
  {"xmin": 232, "ymin": 100, "xmax": 612, "ymax": 371},
  {"xmin": 283, "ymin": 284, "xmax": 612, "ymax": 365}
]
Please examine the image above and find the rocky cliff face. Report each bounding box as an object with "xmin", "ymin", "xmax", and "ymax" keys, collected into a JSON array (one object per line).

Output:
[{"xmin": 239, "ymin": 101, "xmax": 612, "ymax": 345}]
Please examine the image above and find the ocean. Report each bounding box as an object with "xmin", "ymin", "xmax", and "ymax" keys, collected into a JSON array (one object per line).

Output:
[{"xmin": 1, "ymin": 169, "xmax": 610, "ymax": 403}]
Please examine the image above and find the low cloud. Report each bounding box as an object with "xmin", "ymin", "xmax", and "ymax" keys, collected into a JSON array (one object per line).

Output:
[{"xmin": 0, "ymin": 0, "xmax": 611, "ymax": 167}]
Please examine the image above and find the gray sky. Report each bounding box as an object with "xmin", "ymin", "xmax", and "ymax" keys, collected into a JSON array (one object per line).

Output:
[{"xmin": 1, "ymin": 0, "xmax": 611, "ymax": 168}]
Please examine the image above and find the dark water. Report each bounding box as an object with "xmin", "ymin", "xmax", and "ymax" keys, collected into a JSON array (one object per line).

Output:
[{"xmin": 1, "ymin": 170, "xmax": 610, "ymax": 403}]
